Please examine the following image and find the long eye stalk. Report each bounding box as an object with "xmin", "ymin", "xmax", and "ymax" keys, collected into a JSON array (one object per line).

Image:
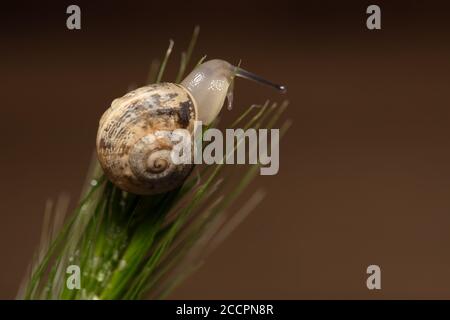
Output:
[{"xmin": 234, "ymin": 67, "xmax": 287, "ymax": 93}]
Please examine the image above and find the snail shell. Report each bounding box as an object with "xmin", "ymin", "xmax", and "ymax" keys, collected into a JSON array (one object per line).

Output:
[
  {"xmin": 96, "ymin": 83, "xmax": 197, "ymax": 195},
  {"xmin": 96, "ymin": 59, "xmax": 286, "ymax": 195}
]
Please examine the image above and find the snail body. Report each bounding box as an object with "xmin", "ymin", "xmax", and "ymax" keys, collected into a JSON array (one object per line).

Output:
[{"xmin": 96, "ymin": 60, "xmax": 285, "ymax": 195}]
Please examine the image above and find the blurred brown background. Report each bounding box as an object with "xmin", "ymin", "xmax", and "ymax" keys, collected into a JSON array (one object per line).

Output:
[{"xmin": 1, "ymin": 0, "xmax": 450, "ymax": 299}]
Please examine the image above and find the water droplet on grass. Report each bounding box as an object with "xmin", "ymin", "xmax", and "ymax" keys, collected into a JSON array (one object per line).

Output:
[
  {"xmin": 97, "ymin": 271, "xmax": 105, "ymax": 282},
  {"xmin": 119, "ymin": 259, "xmax": 127, "ymax": 270}
]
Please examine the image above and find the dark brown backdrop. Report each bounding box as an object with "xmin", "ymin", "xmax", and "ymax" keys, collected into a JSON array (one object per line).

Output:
[{"xmin": 1, "ymin": 0, "xmax": 450, "ymax": 299}]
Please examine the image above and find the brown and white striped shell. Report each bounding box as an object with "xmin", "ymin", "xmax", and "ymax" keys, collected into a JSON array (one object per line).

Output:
[{"xmin": 96, "ymin": 83, "xmax": 197, "ymax": 195}]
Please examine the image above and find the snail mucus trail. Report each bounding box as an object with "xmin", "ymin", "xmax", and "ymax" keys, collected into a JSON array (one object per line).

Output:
[{"xmin": 96, "ymin": 59, "xmax": 286, "ymax": 195}]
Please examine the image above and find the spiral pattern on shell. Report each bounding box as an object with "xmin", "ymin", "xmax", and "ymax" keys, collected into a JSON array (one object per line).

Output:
[{"xmin": 96, "ymin": 83, "xmax": 197, "ymax": 195}]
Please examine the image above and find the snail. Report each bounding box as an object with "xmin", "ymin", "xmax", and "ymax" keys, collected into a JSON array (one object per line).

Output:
[{"xmin": 96, "ymin": 59, "xmax": 286, "ymax": 195}]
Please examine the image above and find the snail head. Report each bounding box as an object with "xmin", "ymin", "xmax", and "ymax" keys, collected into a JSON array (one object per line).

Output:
[{"xmin": 180, "ymin": 59, "xmax": 286, "ymax": 125}]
